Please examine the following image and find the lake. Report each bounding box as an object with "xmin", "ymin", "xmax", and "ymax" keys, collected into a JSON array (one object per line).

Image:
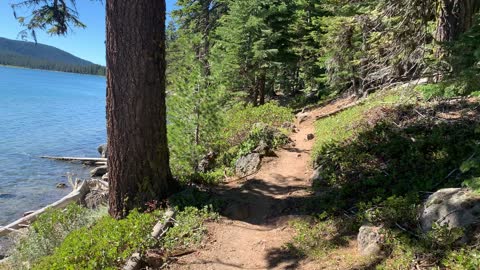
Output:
[{"xmin": 0, "ymin": 66, "xmax": 106, "ymax": 226}]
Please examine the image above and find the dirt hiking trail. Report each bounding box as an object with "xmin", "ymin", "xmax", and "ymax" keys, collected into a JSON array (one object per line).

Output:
[{"xmin": 169, "ymin": 97, "xmax": 359, "ymax": 270}]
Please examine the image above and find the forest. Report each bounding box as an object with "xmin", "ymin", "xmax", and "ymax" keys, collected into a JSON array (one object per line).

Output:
[
  {"xmin": 1, "ymin": 0, "xmax": 480, "ymax": 269},
  {"xmin": 0, "ymin": 37, "xmax": 106, "ymax": 75}
]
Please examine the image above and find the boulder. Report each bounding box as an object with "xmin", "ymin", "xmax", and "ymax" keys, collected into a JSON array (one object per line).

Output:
[
  {"xmin": 306, "ymin": 134, "xmax": 315, "ymax": 140},
  {"xmin": 90, "ymin": 165, "xmax": 108, "ymax": 177},
  {"xmin": 253, "ymin": 140, "xmax": 275, "ymax": 157},
  {"xmin": 235, "ymin": 153, "xmax": 261, "ymax": 177},
  {"xmin": 420, "ymin": 188, "xmax": 480, "ymax": 241},
  {"xmin": 97, "ymin": 143, "xmax": 108, "ymax": 158},
  {"xmin": 296, "ymin": 111, "xmax": 310, "ymax": 123},
  {"xmin": 56, "ymin": 183, "xmax": 67, "ymax": 189},
  {"xmin": 281, "ymin": 122, "xmax": 297, "ymax": 133},
  {"xmin": 197, "ymin": 151, "xmax": 217, "ymax": 173},
  {"xmin": 357, "ymin": 225, "xmax": 385, "ymax": 256},
  {"xmin": 310, "ymin": 167, "xmax": 322, "ymax": 183}
]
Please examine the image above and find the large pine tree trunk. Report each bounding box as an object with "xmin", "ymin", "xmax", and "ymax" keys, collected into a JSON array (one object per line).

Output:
[
  {"xmin": 436, "ymin": 0, "xmax": 480, "ymax": 42},
  {"xmin": 106, "ymin": 0, "xmax": 178, "ymax": 219}
]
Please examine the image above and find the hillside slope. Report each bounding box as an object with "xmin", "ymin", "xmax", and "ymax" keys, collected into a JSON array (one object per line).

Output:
[{"xmin": 0, "ymin": 37, "xmax": 105, "ymax": 75}]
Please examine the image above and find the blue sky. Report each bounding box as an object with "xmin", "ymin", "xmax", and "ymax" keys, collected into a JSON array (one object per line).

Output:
[{"xmin": 0, "ymin": 1, "xmax": 177, "ymax": 66}]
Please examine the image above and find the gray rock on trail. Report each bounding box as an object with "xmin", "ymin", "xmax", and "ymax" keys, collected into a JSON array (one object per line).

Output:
[
  {"xmin": 310, "ymin": 167, "xmax": 326, "ymax": 186},
  {"xmin": 97, "ymin": 143, "xmax": 108, "ymax": 158},
  {"xmin": 420, "ymin": 188, "xmax": 480, "ymax": 242},
  {"xmin": 253, "ymin": 140, "xmax": 275, "ymax": 157},
  {"xmin": 281, "ymin": 122, "xmax": 298, "ymax": 133},
  {"xmin": 91, "ymin": 165, "xmax": 108, "ymax": 177},
  {"xmin": 197, "ymin": 151, "xmax": 217, "ymax": 173},
  {"xmin": 357, "ymin": 225, "xmax": 385, "ymax": 256},
  {"xmin": 235, "ymin": 153, "xmax": 261, "ymax": 178},
  {"xmin": 296, "ymin": 112, "xmax": 310, "ymax": 123}
]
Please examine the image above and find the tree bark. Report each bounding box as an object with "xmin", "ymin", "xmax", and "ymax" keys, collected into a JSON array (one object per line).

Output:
[
  {"xmin": 106, "ymin": 0, "xmax": 178, "ymax": 219},
  {"xmin": 436, "ymin": 0, "xmax": 480, "ymax": 42},
  {"xmin": 258, "ymin": 71, "xmax": 266, "ymax": 105}
]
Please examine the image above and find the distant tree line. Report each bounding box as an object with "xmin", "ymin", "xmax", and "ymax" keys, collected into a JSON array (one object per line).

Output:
[{"xmin": 0, "ymin": 53, "xmax": 106, "ymax": 75}]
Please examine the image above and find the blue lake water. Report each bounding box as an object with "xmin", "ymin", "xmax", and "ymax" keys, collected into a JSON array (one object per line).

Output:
[{"xmin": 0, "ymin": 66, "xmax": 106, "ymax": 226}]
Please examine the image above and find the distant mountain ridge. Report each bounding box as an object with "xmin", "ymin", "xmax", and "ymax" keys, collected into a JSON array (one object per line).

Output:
[{"xmin": 0, "ymin": 37, "xmax": 105, "ymax": 75}]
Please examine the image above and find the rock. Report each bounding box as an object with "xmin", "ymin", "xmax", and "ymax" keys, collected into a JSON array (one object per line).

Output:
[
  {"xmin": 253, "ymin": 140, "xmax": 275, "ymax": 157},
  {"xmin": 90, "ymin": 165, "xmax": 108, "ymax": 177},
  {"xmin": 310, "ymin": 167, "xmax": 326, "ymax": 186},
  {"xmin": 420, "ymin": 188, "xmax": 480, "ymax": 242},
  {"xmin": 357, "ymin": 225, "xmax": 385, "ymax": 256},
  {"xmin": 281, "ymin": 122, "xmax": 297, "ymax": 132},
  {"xmin": 306, "ymin": 134, "xmax": 315, "ymax": 140},
  {"xmin": 197, "ymin": 151, "xmax": 217, "ymax": 173},
  {"xmin": 0, "ymin": 236, "xmax": 14, "ymax": 260},
  {"xmin": 235, "ymin": 153, "xmax": 261, "ymax": 177},
  {"xmin": 56, "ymin": 183, "xmax": 67, "ymax": 189},
  {"xmin": 102, "ymin": 173, "xmax": 109, "ymax": 181},
  {"xmin": 97, "ymin": 143, "xmax": 108, "ymax": 158}
]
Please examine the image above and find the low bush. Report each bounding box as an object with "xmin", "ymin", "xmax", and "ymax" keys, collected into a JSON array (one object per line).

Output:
[
  {"xmin": 162, "ymin": 206, "xmax": 218, "ymax": 251},
  {"xmin": 34, "ymin": 209, "xmax": 163, "ymax": 270},
  {"xmin": 223, "ymin": 102, "xmax": 293, "ymax": 147},
  {"xmin": 8, "ymin": 204, "xmax": 106, "ymax": 270},
  {"xmin": 286, "ymin": 216, "xmax": 357, "ymax": 259},
  {"xmin": 313, "ymin": 104, "xmax": 480, "ymax": 210}
]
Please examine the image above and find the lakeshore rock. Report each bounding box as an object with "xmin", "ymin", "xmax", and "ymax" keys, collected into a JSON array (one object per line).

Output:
[
  {"xmin": 56, "ymin": 183, "xmax": 67, "ymax": 189},
  {"xmin": 420, "ymin": 188, "xmax": 480, "ymax": 242},
  {"xmin": 90, "ymin": 165, "xmax": 108, "ymax": 177},
  {"xmin": 235, "ymin": 153, "xmax": 261, "ymax": 177},
  {"xmin": 97, "ymin": 143, "xmax": 108, "ymax": 158},
  {"xmin": 357, "ymin": 225, "xmax": 385, "ymax": 256}
]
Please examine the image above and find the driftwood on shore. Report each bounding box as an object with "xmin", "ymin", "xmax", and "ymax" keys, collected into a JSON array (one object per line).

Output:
[
  {"xmin": 0, "ymin": 180, "xmax": 90, "ymax": 237},
  {"xmin": 40, "ymin": 156, "xmax": 107, "ymax": 163},
  {"xmin": 123, "ymin": 209, "xmax": 176, "ymax": 270}
]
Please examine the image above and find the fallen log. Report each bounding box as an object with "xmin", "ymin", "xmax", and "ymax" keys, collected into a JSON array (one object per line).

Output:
[
  {"xmin": 123, "ymin": 209, "xmax": 176, "ymax": 270},
  {"xmin": 0, "ymin": 180, "xmax": 90, "ymax": 237},
  {"xmin": 40, "ymin": 156, "xmax": 107, "ymax": 163}
]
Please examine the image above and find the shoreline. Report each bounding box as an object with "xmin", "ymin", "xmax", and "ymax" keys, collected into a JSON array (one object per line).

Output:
[{"xmin": 0, "ymin": 64, "xmax": 106, "ymax": 77}]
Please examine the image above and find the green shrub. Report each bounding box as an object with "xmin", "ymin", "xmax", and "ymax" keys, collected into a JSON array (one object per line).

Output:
[
  {"xmin": 223, "ymin": 102, "xmax": 293, "ymax": 147},
  {"xmin": 443, "ymin": 248, "xmax": 480, "ymax": 270},
  {"xmin": 313, "ymin": 112, "xmax": 479, "ymax": 209},
  {"xmin": 9, "ymin": 204, "xmax": 106, "ymax": 269},
  {"xmin": 34, "ymin": 210, "xmax": 163, "ymax": 270},
  {"xmin": 416, "ymin": 75, "xmax": 480, "ymax": 100},
  {"xmin": 162, "ymin": 206, "xmax": 218, "ymax": 251},
  {"xmin": 357, "ymin": 195, "xmax": 419, "ymax": 227},
  {"xmin": 287, "ymin": 216, "xmax": 356, "ymax": 259}
]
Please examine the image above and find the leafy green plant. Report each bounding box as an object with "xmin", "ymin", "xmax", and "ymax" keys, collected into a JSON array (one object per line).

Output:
[
  {"xmin": 287, "ymin": 217, "xmax": 356, "ymax": 259},
  {"xmin": 162, "ymin": 206, "xmax": 218, "ymax": 251},
  {"xmin": 9, "ymin": 204, "xmax": 106, "ymax": 269},
  {"xmin": 358, "ymin": 195, "xmax": 419, "ymax": 227},
  {"xmin": 34, "ymin": 210, "xmax": 163, "ymax": 270},
  {"xmin": 223, "ymin": 102, "xmax": 293, "ymax": 147},
  {"xmin": 443, "ymin": 248, "xmax": 480, "ymax": 270}
]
